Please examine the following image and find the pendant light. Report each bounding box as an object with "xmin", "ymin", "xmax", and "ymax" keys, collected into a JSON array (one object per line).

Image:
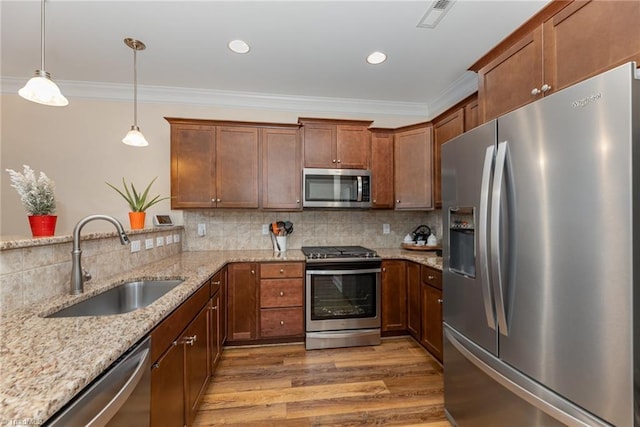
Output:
[
  {"xmin": 122, "ymin": 38, "xmax": 149, "ymax": 147},
  {"xmin": 18, "ymin": 0, "xmax": 68, "ymax": 106}
]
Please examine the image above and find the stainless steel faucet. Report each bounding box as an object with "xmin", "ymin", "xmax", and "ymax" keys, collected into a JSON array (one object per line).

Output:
[{"xmin": 70, "ymin": 214, "xmax": 130, "ymax": 294}]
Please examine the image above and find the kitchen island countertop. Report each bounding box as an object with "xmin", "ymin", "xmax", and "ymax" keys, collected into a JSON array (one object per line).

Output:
[{"xmin": 0, "ymin": 248, "xmax": 440, "ymax": 424}]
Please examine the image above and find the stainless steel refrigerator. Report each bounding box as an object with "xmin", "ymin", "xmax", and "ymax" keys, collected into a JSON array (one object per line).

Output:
[{"xmin": 441, "ymin": 62, "xmax": 639, "ymax": 426}]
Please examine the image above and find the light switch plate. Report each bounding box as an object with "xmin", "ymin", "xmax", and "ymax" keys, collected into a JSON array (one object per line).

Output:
[
  {"xmin": 145, "ymin": 238, "xmax": 154, "ymax": 250},
  {"xmin": 383, "ymin": 224, "xmax": 390, "ymax": 234},
  {"xmin": 197, "ymin": 223, "xmax": 206, "ymax": 237},
  {"xmin": 156, "ymin": 237, "xmax": 164, "ymax": 246},
  {"xmin": 130, "ymin": 240, "xmax": 141, "ymax": 253},
  {"xmin": 166, "ymin": 235, "xmax": 173, "ymax": 245},
  {"xmin": 173, "ymin": 234, "xmax": 180, "ymax": 243},
  {"xmin": 262, "ymin": 224, "xmax": 269, "ymax": 235}
]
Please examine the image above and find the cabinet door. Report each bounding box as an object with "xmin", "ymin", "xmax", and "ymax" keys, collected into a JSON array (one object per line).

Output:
[
  {"xmin": 170, "ymin": 124, "xmax": 216, "ymax": 208},
  {"xmin": 209, "ymin": 292, "xmax": 221, "ymax": 371},
  {"xmin": 227, "ymin": 263, "xmax": 258, "ymax": 342},
  {"xmin": 464, "ymin": 98, "xmax": 479, "ymax": 131},
  {"xmin": 216, "ymin": 126, "xmax": 259, "ymax": 208},
  {"xmin": 381, "ymin": 260, "xmax": 407, "ymax": 333},
  {"xmin": 185, "ymin": 304, "xmax": 210, "ymax": 426},
  {"xmin": 394, "ymin": 126, "xmax": 433, "ymax": 210},
  {"xmin": 336, "ymin": 125, "xmax": 370, "ymax": 169},
  {"xmin": 151, "ymin": 341, "xmax": 185, "ymax": 427},
  {"xmin": 370, "ymin": 131, "xmax": 394, "ymax": 209},
  {"xmin": 406, "ymin": 262, "xmax": 421, "ymax": 338},
  {"xmin": 261, "ymin": 128, "xmax": 302, "ymax": 210},
  {"xmin": 433, "ymin": 108, "xmax": 464, "ymax": 208},
  {"xmin": 478, "ymin": 26, "xmax": 543, "ymax": 122},
  {"xmin": 303, "ymin": 122, "xmax": 336, "ymax": 168},
  {"xmin": 421, "ymin": 283, "xmax": 443, "ymax": 362},
  {"xmin": 543, "ymin": 0, "xmax": 640, "ymax": 94}
]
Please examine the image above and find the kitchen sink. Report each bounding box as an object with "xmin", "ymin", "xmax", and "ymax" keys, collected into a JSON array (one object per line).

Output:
[{"xmin": 46, "ymin": 279, "xmax": 184, "ymax": 318}]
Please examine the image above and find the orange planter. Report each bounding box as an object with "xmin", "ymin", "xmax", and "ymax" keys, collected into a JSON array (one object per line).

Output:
[
  {"xmin": 28, "ymin": 215, "xmax": 57, "ymax": 237},
  {"xmin": 128, "ymin": 211, "xmax": 146, "ymax": 230}
]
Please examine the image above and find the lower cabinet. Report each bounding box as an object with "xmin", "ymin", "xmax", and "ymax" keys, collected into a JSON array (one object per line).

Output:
[
  {"xmin": 406, "ymin": 262, "xmax": 421, "ymax": 338},
  {"xmin": 210, "ymin": 268, "xmax": 226, "ymax": 370},
  {"xmin": 420, "ymin": 265, "xmax": 443, "ymax": 362},
  {"xmin": 381, "ymin": 260, "xmax": 407, "ymax": 333},
  {"xmin": 150, "ymin": 282, "xmax": 211, "ymax": 427},
  {"xmin": 227, "ymin": 263, "xmax": 259, "ymax": 342}
]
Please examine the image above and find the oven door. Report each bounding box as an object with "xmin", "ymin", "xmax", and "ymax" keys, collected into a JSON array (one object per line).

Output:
[{"xmin": 305, "ymin": 263, "xmax": 381, "ymax": 332}]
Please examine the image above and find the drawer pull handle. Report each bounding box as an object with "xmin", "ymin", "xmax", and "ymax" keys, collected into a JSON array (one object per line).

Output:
[
  {"xmin": 182, "ymin": 335, "xmax": 197, "ymax": 346},
  {"xmin": 428, "ymin": 275, "xmax": 435, "ymax": 280},
  {"xmin": 211, "ymin": 305, "xmax": 218, "ymax": 311},
  {"xmin": 438, "ymin": 299, "xmax": 443, "ymax": 304},
  {"xmin": 279, "ymin": 291, "xmax": 285, "ymax": 297},
  {"xmin": 212, "ymin": 280, "xmax": 221, "ymax": 285}
]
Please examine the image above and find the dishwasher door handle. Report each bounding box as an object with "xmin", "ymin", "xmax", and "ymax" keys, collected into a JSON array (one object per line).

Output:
[{"xmin": 87, "ymin": 343, "xmax": 150, "ymax": 427}]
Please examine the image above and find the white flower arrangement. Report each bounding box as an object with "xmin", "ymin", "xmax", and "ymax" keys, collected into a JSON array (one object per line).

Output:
[{"xmin": 5, "ymin": 165, "xmax": 56, "ymax": 216}]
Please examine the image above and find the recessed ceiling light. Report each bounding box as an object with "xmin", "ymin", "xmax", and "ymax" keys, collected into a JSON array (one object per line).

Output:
[
  {"xmin": 228, "ymin": 39, "xmax": 250, "ymax": 54},
  {"xmin": 366, "ymin": 51, "xmax": 387, "ymax": 65}
]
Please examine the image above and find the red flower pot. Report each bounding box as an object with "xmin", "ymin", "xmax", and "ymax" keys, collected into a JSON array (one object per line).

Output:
[{"xmin": 28, "ymin": 215, "xmax": 57, "ymax": 237}]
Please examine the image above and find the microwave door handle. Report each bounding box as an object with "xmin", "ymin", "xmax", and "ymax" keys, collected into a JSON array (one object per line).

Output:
[{"xmin": 357, "ymin": 176, "xmax": 363, "ymax": 202}]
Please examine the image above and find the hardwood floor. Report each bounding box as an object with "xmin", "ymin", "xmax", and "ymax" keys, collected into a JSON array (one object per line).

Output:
[{"xmin": 193, "ymin": 337, "xmax": 451, "ymax": 426}]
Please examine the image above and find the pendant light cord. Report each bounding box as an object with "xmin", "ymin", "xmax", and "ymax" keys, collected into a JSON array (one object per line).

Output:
[
  {"xmin": 133, "ymin": 46, "xmax": 138, "ymax": 127},
  {"xmin": 40, "ymin": 0, "xmax": 46, "ymax": 71}
]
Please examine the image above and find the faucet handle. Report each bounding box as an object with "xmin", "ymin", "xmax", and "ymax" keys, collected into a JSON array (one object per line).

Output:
[{"xmin": 83, "ymin": 268, "xmax": 92, "ymax": 282}]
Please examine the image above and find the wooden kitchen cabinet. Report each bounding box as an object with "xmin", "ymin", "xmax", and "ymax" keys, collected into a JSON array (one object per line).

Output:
[
  {"xmin": 381, "ymin": 260, "xmax": 407, "ymax": 333},
  {"xmin": 464, "ymin": 98, "xmax": 479, "ymax": 131},
  {"xmin": 394, "ymin": 123, "xmax": 433, "ymax": 210},
  {"xmin": 370, "ymin": 129, "xmax": 394, "ymax": 209},
  {"xmin": 261, "ymin": 126, "xmax": 302, "ymax": 210},
  {"xmin": 150, "ymin": 282, "xmax": 211, "ymax": 427},
  {"xmin": 406, "ymin": 262, "xmax": 421, "ymax": 338},
  {"xmin": 475, "ymin": 0, "xmax": 640, "ymax": 123},
  {"xmin": 227, "ymin": 263, "xmax": 259, "ymax": 342},
  {"xmin": 259, "ymin": 262, "xmax": 304, "ymax": 339},
  {"xmin": 420, "ymin": 265, "xmax": 443, "ymax": 362},
  {"xmin": 432, "ymin": 107, "xmax": 464, "ymax": 208},
  {"xmin": 300, "ymin": 118, "xmax": 372, "ymax": 169},
  {"xmin": 166, "ymin": 118, "xmax": 259, "ymax": 209},
  {"xmin": 209, "ymin": 268, "xmax": 226, "ymax": 371}
]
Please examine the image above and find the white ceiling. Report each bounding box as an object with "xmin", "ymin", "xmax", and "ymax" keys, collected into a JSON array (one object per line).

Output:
[{"xmin": 1, "ymin": 0, "xmax": 549, "ymax": 118}]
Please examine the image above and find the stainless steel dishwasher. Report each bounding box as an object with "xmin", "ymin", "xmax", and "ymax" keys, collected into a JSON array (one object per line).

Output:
[{"xmin": 44, "ymin": 336, "xmax": 151, "ymax": 427}]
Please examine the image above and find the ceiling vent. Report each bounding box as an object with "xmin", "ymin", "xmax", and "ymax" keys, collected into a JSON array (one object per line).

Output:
[{"xmin": 417, "ymin": 0, "xmax": 455, "ymax": 29}]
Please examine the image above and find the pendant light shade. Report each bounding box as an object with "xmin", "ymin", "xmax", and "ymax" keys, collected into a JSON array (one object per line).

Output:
[
  {"xmin": 19, "ymin": 0, "xmax": 68, "ymax": 107},
  {"xmin": 122, "ymin": 38, "xmax": 148, "ymax": 147}
]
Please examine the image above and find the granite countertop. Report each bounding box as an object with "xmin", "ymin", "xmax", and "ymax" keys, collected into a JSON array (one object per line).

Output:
[{"xmin": 0, "ymin": 248, "xmax": 440, "ymax": 425}]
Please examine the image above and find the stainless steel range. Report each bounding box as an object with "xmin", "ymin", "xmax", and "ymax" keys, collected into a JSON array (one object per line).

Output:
[{"xmin": 302, "ymin": 246, "xmax": 382, "ymax": 350}]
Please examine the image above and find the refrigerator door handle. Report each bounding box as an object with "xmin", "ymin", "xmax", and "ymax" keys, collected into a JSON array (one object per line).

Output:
[
  {"xmin": 478, "ymin": 145, "xmax": 496, "ymax": 330},
  {"xmin": 491, "ymin": 141, "xmax": 509, "ymax": 336}
]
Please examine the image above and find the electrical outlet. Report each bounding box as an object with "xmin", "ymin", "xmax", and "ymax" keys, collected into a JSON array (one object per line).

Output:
[
  {"xmin": 383, "ymin": 223, "xmax": 390, "ymax": 234},
  {"xmin": 156, "ymin": 236, "xmax": 164, "ymax": 247},
  {"xmin": 130, "ymin": 240, "xmax": 141, "ymax": 253},
  {"xmin": 173, "ymin": 234, "xmax": 180, "ymax": 243},
  {"xmin": 166, "ymin": 235, "xmax": 173, "ymax": 245},
  {"xmin": 197, "ymin": 223, "xmax": 206, "ymax": 237},
  {"xmin": 145, "ymin": 238, "xmax": 154, "ymax": 250},
  {"xmin": 262, "ymin": 224, "xmax": 269, "ymax": 235}
]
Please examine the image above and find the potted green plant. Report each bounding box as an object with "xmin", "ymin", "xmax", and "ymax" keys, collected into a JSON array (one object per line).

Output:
[
  {"xmin": 106, "ymin": 177, "xmax": 169, "ymax": 229},
  {"xmin": 6, "ymin": 165, "xmax": 57, "ymax": 237}
]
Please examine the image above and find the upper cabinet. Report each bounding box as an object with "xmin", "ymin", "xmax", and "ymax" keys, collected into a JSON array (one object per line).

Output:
[
  {"xmin": 473, "ymin": 0, "xmax": 640, "ymax": 123},
  {"xmin": 261, "ymin": 127, "xmax": 302, "ymax": 210},
  {"xmin": 370, "ymin": 129, "xmax": 394, "ymax": 209},
  {"xmin": 215, "ymin": 126, "xmax": 260, "ymax": 208},
  {"xmin": 394, "ymin": 123, "xmax": 433, "ymax": 210},
  {"xmin": 432, "ymin": 108, "xmax": 465, "ymax": 209},
  {"xmin": 299, "ymin": 118, "xmax": 372, "ymax": 169}
]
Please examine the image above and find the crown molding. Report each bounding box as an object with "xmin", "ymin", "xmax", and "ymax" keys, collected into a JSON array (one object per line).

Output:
[{"xmin": 1, "ymin": 75, "xmax": 476, "ymax": 119}]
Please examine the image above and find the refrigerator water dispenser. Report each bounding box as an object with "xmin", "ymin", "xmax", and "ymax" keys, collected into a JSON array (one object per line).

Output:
[{"xmin": 449, "ymin": 208, "xmax": 476, "ymax": 278}]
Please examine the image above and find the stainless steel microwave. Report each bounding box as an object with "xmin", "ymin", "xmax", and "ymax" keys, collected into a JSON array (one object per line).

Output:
[{"xmin": 302, "ymin": 168, "xmax": 372, "ymax": 208}]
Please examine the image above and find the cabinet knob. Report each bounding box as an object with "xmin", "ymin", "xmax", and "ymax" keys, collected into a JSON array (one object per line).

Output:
[
  {"xmin": 280, "ymin": 320, "xmax": 285, "ymax": 325},
  {"xmin": 438, "ymin": 299, "xmax": 443, "ymax": 304},
  {"xmin": 217, "ymin": 198, "xmax": 221, "ymax": 203},
  {"xmin": 211, "ymin": 198, "xmax": 216, "ymax": 203},
  {"xmin": 541, "ymin": 84, "xmax": 552, "ymax": 93},
  {"xmin": 296, "ymin": 199, "xmax": 300, "ymax": 204},
  {"xmin": 337, "ymin": 159, "xmax": 341, "ymax": 163},
  {"xmin": 279, "ymin": 291, "xmax": 285, "ymax": 297},
  {"xmin": 280, "ymin": 269, "xmax": 284, "ymax": 273},
  {"xmin": 428, "ymin": 275, "xmax": 435, "ymax": 280},
  {"xmin": 396, "ymin": 200, "xmax": 401, "ymax": 204},
  {"xmin": 531, "ymin": 88, "xmax": 541, "ymax": 96},
  {"xmin": 373, "ymin": 199, "xmax": 377, "ymax": 203},
  {"xmin": 382, "ymin": 267, "xmax": 386, "ymax": 272},
  {"xmin": 251, "ymin": 270, "xmax": 255, "ymax": 275},
  {"xmin": 332, "ymin": 159, "xmax": 337, "ymax": 163}
]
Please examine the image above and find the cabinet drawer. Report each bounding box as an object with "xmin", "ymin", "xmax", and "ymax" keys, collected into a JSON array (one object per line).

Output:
[
  {"xmin": 260, "ymin": 279, "xmax": 303, "ymax": 308},
  {"xmin": 151, "ymin": 282, "xmax": 210, "ymax": 363},
  {"xmin": 260, "ymin": 262, "xmax": 304, "ymax": 278},
  {"xmin": 421, "ymin": 266, "xmax": 442, "ymax": 290},
  {"xmin": 260, "ymin": 308, "xmax": 304, "ymax": 338}
]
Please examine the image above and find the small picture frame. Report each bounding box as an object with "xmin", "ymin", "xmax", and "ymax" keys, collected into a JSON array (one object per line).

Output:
[{"xmin": 153, "ymin": 214, "xmax": 173, "ymax": 226}]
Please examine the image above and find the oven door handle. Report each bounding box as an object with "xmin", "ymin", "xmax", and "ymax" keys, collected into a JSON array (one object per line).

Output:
[{"xmin": 306, "ymin": 268, "xmax": 381, "ymax": 275}]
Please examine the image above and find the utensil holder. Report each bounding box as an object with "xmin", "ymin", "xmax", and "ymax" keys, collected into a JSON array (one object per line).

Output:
[{"xmin": 275, "ymin": 236, "xmax": 287, "ymax": 252}]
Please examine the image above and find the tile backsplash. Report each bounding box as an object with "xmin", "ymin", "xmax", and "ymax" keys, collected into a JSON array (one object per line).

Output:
[{"xmin": 183, "ymin": 209, "xmax": 443, "ymax": 251}]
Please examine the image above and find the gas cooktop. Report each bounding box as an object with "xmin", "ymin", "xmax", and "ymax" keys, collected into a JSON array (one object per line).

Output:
[{"xmin": 301, "ymin": 245, "xmax": 380, "ymax": 261}]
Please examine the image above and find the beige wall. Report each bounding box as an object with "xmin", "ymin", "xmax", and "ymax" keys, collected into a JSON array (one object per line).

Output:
[{"xmin": 1, "ymin": 94, "xmax": 425, "ymax": 237}]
